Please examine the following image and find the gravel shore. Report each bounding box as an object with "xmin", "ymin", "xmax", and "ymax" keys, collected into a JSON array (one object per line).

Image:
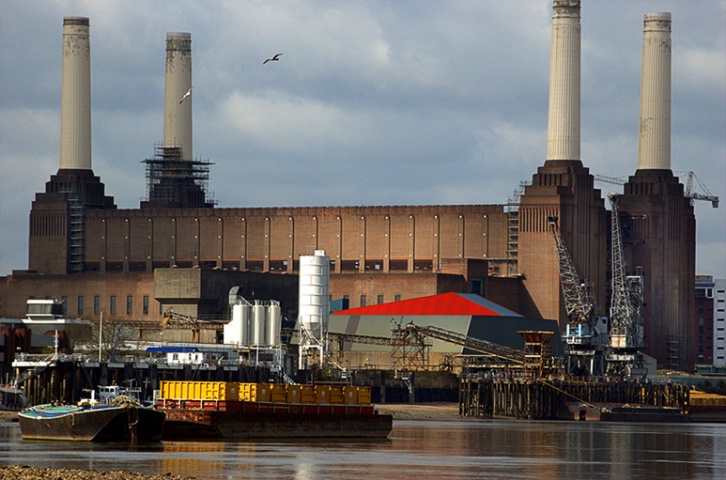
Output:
[
  {"xmin": 374, "ymin": 402, "xmax": 461, "ymax": 420},
  {"xmin": 0, "ymin": 411, "xmax": 17, "ymax": 423},
  {"xmin": 0, "ymin": 465, "xmax": 196, "ymax": 480}
]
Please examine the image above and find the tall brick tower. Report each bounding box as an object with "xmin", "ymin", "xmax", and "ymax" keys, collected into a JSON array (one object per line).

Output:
[
  {"xmin": 29, "ymin": 17, "xmax": 115, "ymax": 275},
  {"xmin": 518, "ymin": 0, "xmax": 608, "ymax": 327},
  {"xmin": 619, "ymin": 13, "xmax": 696, "ymax": 371}
]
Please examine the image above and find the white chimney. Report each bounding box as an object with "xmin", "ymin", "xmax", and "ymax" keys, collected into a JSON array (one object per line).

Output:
[
  {"xmin": 546, "ymin": 0, "xmax": 581, "ymax": 162},
  {"xmin": 637, "ymin": 13, "xmax": 671, "ymax": 170},
  {"xmin": 163, "ymin": 32, "xmax": 193, "ymax": 161},
  {"xmin": 59, "ymin": 17, "xmax": 92, "ymax": 171}
]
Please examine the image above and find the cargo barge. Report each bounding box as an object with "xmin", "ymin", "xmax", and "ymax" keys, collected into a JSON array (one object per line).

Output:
[
  {"xmin": 156, "ymin": 381, "xmax": 393, "ymax": 440},
  {"xmin": 18, "ymin": 399, "xmax": 165, "ymax": 442},
  {"xmin": 687, "ymin": 390, "xmax": 726, "ymax": 422}
]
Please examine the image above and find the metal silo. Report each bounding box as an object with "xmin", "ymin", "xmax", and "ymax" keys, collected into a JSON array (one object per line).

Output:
[
  {"xmin": 298, "ymin": 250, "xmax": 330, "ymax": 344},
  {"xmin": 251, "ymin": 300, "xmax": 266, "ymax": 346},
  {"xmin": 266, "ymin": 300, "xmax": 282, "ymax": 346}
]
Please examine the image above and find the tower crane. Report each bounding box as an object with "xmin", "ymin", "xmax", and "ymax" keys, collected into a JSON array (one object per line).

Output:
[
  {"xmin": 594, "ymin": 171, "xmax": 719, "ymax": 208},
  {"xmin": 606, "ymin": 194, "xmax": 646, "ymax": 377},
  {"xmin": 682, "ymin": 171, "xmax": 719, "ymax": 208},
  {"xmin": 547, "ymin": 215, "xmax": 608, "ymax": 378}
]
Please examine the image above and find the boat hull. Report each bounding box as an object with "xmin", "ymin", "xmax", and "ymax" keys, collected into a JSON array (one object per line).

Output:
[
  {"xmin": 18, "ymin": 405, "xmax": 165, "ymax": 442},
  {"xmin": 559, "ymin": 402, "xmax": 688, "ymax": 422},
  {"xmin": 161, "ymin": 408, "xmax": 393, "ymax": 439}
]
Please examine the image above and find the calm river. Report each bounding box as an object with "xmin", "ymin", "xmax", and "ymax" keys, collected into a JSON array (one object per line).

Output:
[{"xmin": 1, "ymin": 419, "xmax": 725, "ymax": 479}]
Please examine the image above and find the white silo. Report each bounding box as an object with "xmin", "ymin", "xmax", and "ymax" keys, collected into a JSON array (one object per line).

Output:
[
  {"xmin": 224, "ymin": 298, "xmax": 251, "ymax": 346},
  {"xmin": 298, "ymin": 250, "xmax": 330, "ymax": 343},
  {"xmin": 266, "ymin": 300, "xmax": 282, "ymax": 346},
  {"xmin": 239, "ymin": 302, "xmax": 251, "ymax": 346},
  {"xmin": 251, "ymin": 300, "xmax": 266, "ymax": 346}
]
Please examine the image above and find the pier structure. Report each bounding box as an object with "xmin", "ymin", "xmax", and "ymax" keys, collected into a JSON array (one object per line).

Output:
[
  {"xmin": 13, "ymin": 354, "xmax": 270, "ymax": 406},
  {"xmin": 459, "ymin": 376, "xmax": 690, "ymax": 420}
]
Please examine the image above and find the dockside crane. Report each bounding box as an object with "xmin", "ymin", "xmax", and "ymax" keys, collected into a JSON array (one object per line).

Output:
[
  {"xmin": 547, "ymin": 216, "xmax": 608, "ymax": 378},
  {"xmin": 606, "ymin": 193, "xmax": 646, "ymax": 377}
]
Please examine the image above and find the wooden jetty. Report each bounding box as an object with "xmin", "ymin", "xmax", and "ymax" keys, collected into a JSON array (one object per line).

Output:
[{"xmin": 459, "ymin": 376, "xmax": 691, "ymax": 421}]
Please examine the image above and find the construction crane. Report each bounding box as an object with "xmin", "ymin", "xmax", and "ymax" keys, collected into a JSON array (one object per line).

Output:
[
  {"xmin": 161, "ymin": 308, "xmax": 227, "ymax": 343},
  {"xmin": 547, "ymin": 215, "xmax": 607, "ymax": 378},
  {"xmin": 682, "ymin": 171, "xmax": 719, "ymax": 208},
  {"xmin": 606, "ymin": 193, "xmax": 646, "ymax": 377},
  {"xmin": 594, "ymin": 171, "xmax": 719, "ymax": 208}
]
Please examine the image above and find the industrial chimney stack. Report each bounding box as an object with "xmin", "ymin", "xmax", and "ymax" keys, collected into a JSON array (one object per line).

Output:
[
  {"xmin": 59, "ymin": 17, "xmax": 92, "ymax": 171},
  {"xmin": 637, "ymin": 13, "xmax": 671, "ymax": 171},
  {"xmin": 29, "ymin": 17, "xmax": 115, "ymax": 275},
  {"xmin": 141, "ymin": 32, "xmax": 212, "ymax": 209},
  {"xmin": 546, "ymin": 0, "xmax": 580, "ymax": 162},
  {"xmin": 517, "ymin": 0, "xmax": 608, "ymax": 343},
  {"xmin": 619, "ymin": 12, "xmax": 696, "ymax": 372},
  {"xmin": 164, "ymin": 32, "xmax": 193, "ymax": 161}
]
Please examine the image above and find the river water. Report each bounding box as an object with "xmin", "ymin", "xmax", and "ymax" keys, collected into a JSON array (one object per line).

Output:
[{"xmin": 1, "ymin": 419, "xmax": 725, "ymax": 480}]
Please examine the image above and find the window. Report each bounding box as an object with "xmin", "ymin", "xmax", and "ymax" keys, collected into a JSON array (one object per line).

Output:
[
  {"xmin": 360, "ymin": 295, "xmax": 367, "ymax": 307},
  {"xmin": 377, "ymin": 295, "xmax": 384, "ymax": 304},
  {"xmin": 394, "ymin": 295, "xmax": 401, "ymax": 302},
  {"xmin": 77, "ymin": 296, "xmax": 84, "ymax": 315},
  {"xmin": 61, "ymin": 296, "xmax": 67, "ymax": 313},
  {"xmin": 94, "ymin": 296, "xmax": 100, "ymax": 315},
  {"xmin": 143, "ymin": 296, "xmax": 149, "ymax": 315},
  {"xmin": 126, "ymin": 295, "xmax": 133, "ymax": 315},
  {"xmin": 110, "ymin": 296, "xmax": 117, "ymax": 315},
  {"xmin": 471, "ymin": 278, "xmax": 485, "ymax": 296}
]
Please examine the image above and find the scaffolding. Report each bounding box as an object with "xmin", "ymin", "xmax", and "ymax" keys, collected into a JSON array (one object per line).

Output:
[
  {"xmin": 519, "ymin": 330, "xmax": 555, "ymax": 378},
  {"xmin": 505, "ymin": 181, "xmax": 528, "ymax": 276},
  {"xmin": 142, "ymin": 145, "xmax": 216, "ymax": 209},
  {"xmin": 67, "ymin": 195, "xmax": 84, "ymax": 274}
]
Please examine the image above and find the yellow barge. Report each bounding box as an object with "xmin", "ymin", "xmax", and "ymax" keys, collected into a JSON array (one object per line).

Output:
[{"xmin": 156, "ymin": 381, "xmax": 393, "ymax": 439}]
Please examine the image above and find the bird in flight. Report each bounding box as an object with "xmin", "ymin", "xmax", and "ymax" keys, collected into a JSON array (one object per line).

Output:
[
  {"xmin": 263, "ymin": 53, "xmax": 283, "ymax": 65},
  {"xmin": 179, "ymin": 87, "xmax": 192, "ymax": 104}
]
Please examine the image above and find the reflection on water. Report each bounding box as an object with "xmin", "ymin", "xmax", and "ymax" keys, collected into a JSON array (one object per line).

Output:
[{"xmin": 2, "ymin": 419, "xmax": 725, "ymax": 480}]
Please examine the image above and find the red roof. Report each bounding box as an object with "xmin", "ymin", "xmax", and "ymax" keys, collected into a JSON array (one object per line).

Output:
[{"xmin": 332, "ymin": 292, "xmax": 522, "ymax": 317}]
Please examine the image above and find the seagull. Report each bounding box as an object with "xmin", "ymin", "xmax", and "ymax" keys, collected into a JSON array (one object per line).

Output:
[
  {"xmin": 263, "ymin": 53, "xmax": 283, "ymax": 65},
  {"xmin": 179, "ymin": 87, "xmax": 192, "ymax": 104}
]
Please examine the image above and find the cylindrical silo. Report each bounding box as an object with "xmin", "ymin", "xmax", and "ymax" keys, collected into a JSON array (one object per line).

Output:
[
  {"xmin": 224, "ymin": 303, "xmax": 243, "ymax": 345},
  {"xmin": 298, "ymin": 250, "xmax": 330, "ymax": 343},
  {"xmin": 251, "ymin": 300, "xmax": 266, "ymax": 346},
  {"xmin": 164, "ymin": 32, "xmax": 193, "ymax": 161},
  {"xmin": 266, "ymin": 301, "xmax": 282, "ymax": 346},
  {"xmin": 60, "ymin": 17, "xmax": 92, "ymax": 171},
  {"xmin": 240, "ymin": 302, "xmax": 250, "ymax": 346}
]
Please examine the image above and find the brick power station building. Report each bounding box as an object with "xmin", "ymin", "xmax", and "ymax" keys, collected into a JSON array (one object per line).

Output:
[{"xmin": 0, "ymin": 3, "xmax": 696, "ymax": 371}]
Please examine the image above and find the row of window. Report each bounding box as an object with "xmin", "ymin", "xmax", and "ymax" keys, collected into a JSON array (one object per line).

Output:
[
  {"xmin": 63, "ymin": 295, "xmax": 151, "ymax": 316},
  {"xmin": 83, "ymin": 259, "xmax": 434, "ymax": 273},
  {"xmin": 340, "ymin": 294, "xmax": 402, "ymax": 307}
]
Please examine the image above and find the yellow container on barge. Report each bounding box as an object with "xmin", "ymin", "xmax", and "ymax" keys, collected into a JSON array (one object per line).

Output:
[{"xmin": 158, "ymin": 381, "xmax": 371, "ymax": 406}]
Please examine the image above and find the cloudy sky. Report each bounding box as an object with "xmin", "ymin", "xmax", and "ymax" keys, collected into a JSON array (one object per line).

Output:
[{"xmin": 1, "ymin": 0, "xmax": 724, "ymax": 279}]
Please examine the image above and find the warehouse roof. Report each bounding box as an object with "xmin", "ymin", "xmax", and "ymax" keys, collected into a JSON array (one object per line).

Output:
[{"xmin": 332, "ymin": 292, "xmax": 523, "ymax": 317}]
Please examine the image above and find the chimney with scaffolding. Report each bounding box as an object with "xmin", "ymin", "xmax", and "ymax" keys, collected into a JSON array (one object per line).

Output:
[{"xmin": 141, "ymin": 32, "xmax": 215, "ymax": 209}]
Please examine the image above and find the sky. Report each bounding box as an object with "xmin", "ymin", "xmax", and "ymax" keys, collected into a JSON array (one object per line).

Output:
[{"xmin": 1, "ymin": 0, "xmax": 724, "ymax": 279}]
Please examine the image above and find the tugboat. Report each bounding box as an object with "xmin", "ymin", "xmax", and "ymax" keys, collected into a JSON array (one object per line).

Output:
[{"xmin": 18, "ymin": 390, "xmax": 165, "ymax": 442}]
